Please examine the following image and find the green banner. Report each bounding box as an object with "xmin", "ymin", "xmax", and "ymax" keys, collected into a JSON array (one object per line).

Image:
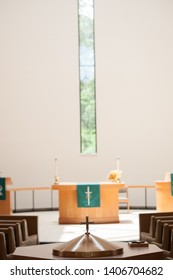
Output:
[
  {"xmin": 77, "ymin": 183, "xmax": 100, "ymax": 207},
  {"xmin": 171, "ymin": 173, "xmax": 173, "ymax": 196},
  {"xmin": 0, "ymin": 177, "xmax": 6, "ymax": 200}
]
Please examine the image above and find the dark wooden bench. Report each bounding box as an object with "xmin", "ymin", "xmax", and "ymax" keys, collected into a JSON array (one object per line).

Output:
[
  {"xmin": 0, "ymin": 215, "xmax": 39, "ymax": 243},
  {"xmin": 139, "ymin": 212, "xmax": 173, "ymax": 241},
  {"xmin": 0, "ymin": 232, "xmax": 13, "ymax": 259},
  {"xmin": 140, "ymin": 215, "xmax": 173, "ymax": 243},
  {"xmin": 0, "ymin": 223, "xmax": 22, "ymax": 247},
  {"xmin": 0, "ymin": 219, "xmax": 38, "ymax": 246},
  {"xmin": 161, "ymin": 224, "xmax": 173, "ymax": 251},
  {"xmin": 154, "ymin": 219, "xmax": 173, "ymax": 245},
  {"xmin": 0, "ymin": 227, "xmax": 16, "ymax": 258},
  {"xmin": 161, "ymin": 226, "xmax": 173, "ymax": 260}
]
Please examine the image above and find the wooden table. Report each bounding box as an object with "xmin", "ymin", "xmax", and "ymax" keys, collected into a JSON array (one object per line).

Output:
[
  {"xmin": 52, "ymin": 182, "xmax": 125, "ymax": 224},
  {"xmin": 13, "ymin": 241, "xmax": 164, "ymax": 260},
  {"xmin": 155, "ymin": 181, "xmax": 173, "ymax": 211}
]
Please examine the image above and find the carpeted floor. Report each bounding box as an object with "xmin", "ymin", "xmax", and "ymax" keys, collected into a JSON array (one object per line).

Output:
[{"xmin": 14, "ymin": 209, "xmax": 156, "ymax": 243}]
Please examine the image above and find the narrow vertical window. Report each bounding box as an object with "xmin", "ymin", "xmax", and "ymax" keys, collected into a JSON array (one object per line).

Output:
[{"xmin": 78, "ymin": 0, "xmax": 97, "ymax": 154}]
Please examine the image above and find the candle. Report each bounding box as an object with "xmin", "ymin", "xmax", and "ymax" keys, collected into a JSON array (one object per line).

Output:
[
  {"xmin": 55, "ymin": 158, "xmax": 58, "ymax": 177},
  {"xmin": 54, "ymin": 158, "xmax": 59, "ymax": 184},
  {"xmin": 116, "ymin": 156, "xmax": 120, "ymax": 171}
]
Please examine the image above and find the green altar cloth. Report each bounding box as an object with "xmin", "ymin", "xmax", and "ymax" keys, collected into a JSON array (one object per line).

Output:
[
  {"xmin": 170, "ymin": 173, "xmax": 173, "ymax": 196},
  {"xmin": 77, "ymin": 183, "xmax": 100, "ymax": 207},
  {"xmin": 0, "ymin": 177, "xmax": 6, "ymax": 200}
]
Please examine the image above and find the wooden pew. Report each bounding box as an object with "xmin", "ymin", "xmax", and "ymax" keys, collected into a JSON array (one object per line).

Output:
[
  {"xmin": 0, "ymin": 219, "xmax": 26, "ymax": 241},
  {"xmin": 168, "ymin": 229, "xmax": 173, "ymax": 259},
  {"xmin": 162, "ymin": 224, "xmax": 173, "ymax": 251},
  {"xmin": 150, "ymin": 223, "xmax": 173, "ymax": 259},
  {"xmin": 154, "ymin": 219, "xmax": 173, "ymax": 245},
  {"xmin": 0, "ymin": 223, "xmax": 23, "ymax": 247},
  {"xmin": 139, "ymin": 212, "xmax": 173, "ymax": 241},
  {"xmin": 0, "ymin": 227, "xmax": 16, "ymax": 256},
  {"xmin": 0, "ymin": 232, "xmax": 13, "ymax": 260},
  {"xmin": 0, "ymin": 219, "xmax": 38, "ymax": 246},
  {"xmin": 140, "ymin": 215, "xmax": 173, "ymax": 243},
  {"xmin": 0, "ymin": 215, "xmax": 39, "ymax": 243}
]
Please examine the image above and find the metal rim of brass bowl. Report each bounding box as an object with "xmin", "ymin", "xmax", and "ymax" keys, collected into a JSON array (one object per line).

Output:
[{"xmin": 52, "ymin": 233, "xmax": 124, "ymax": 258}]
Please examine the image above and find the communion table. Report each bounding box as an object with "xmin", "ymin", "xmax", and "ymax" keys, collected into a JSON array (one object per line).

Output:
[
  {"xmin": 155, "ymin": 181, "xmax": 173, "ymax": 211},
  {"xmin": 52, "ymin": 182, "xmax": 125, "ymax": 224}
]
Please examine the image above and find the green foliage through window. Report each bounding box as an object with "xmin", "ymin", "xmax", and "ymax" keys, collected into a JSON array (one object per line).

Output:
[{"xmin": 78, "ymin": 0, "xmax": 97, "ymax": 154}]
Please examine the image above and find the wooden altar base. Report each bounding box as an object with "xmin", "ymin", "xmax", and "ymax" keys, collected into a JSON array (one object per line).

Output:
[{"xmin": 52, "ymin": 182, "xmax": 125, "ymax": 224}]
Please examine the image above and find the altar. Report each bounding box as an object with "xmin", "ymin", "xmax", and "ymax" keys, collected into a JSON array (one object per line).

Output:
[{"xmin": 52, "ymin": 182, "xmax": 125, "ymax": 224}]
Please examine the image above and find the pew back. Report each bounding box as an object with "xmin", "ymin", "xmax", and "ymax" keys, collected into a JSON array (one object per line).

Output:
[
  {"xmin": 0, "ymin": 223, "xmax": 23, "ymax": 246},
  {"xmin": 0, "ymin": 215, "xmax": 38, "ymax": 237},
  {"xmin": 161, "ymin": 224, "xmax": 173, "ymax": 251},
  {"xmin": 155, "ymin": 219, "xmax": 173, "ymax": 244},
  {"xmin": 0, "ymin": 219, "xmax": 27, "ymax": 241},
  {"xmin": 0, "ymin": 227, "xmax": 16, "ymax": 254},
  {"xmin": 139, "ymin": 212, "xmax": 173, "ymax": 239}
]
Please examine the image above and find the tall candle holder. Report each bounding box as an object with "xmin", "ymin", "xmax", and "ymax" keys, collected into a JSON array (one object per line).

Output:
[
  {"xmin": 116, "ymin": 170, "xmax": 122, "ymax": 183},
  {"xmin": 116, "ymin": 156, "xmax": 120, "ymax": 171},
  {"xmin": 54, "ymin": 158, "xmax": 59, "ymax": 184},
  {"xmin": 54, "ymin": 176, "xmax": 59, "ymax": 184}
]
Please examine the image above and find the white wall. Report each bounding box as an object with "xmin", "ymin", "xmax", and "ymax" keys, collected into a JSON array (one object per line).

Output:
[{"xmin": 1, "ymin": 0, "xmax": 173, "ymax": 208}]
